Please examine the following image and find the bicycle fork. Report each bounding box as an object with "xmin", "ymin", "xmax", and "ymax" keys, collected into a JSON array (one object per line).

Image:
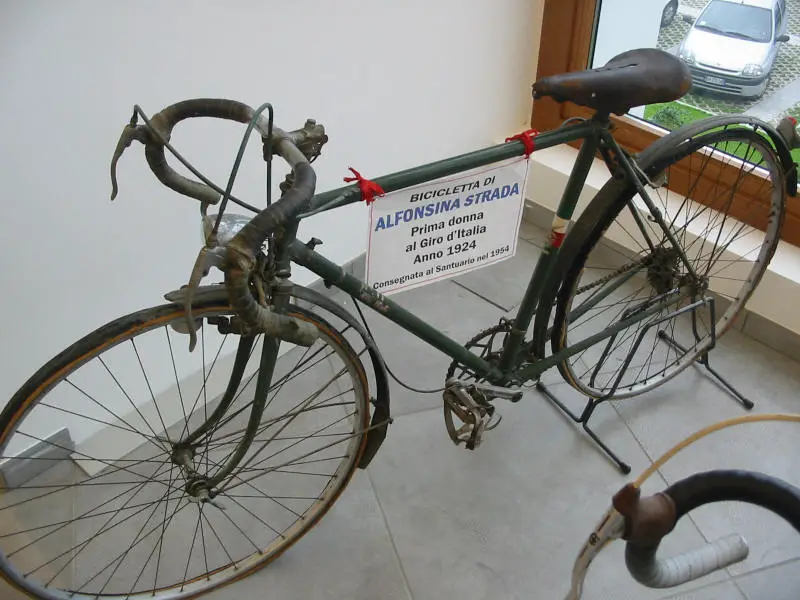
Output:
[{"xmin": 168, "ymin": 285, "xmax": 292, "ymax": 504}]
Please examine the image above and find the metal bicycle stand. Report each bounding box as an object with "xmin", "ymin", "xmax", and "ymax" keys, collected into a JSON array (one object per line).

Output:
[{"xmin": 537, "ymin": 297, "xmax": 753, "ymax": 474}]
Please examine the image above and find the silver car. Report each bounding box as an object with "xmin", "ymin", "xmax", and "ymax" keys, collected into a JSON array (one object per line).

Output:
[{"xmin": 678, "ymin": 0, "xmax": 790, "ymax": 98}]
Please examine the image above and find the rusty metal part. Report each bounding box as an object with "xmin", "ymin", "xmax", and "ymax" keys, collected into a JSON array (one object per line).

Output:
[
  {"xmin": 533, "ymin": 48, "xmax": 692, "ymax": 116},
  {"xmin": 777, "ymin": 116, "xmax": 800, "ymax": 150},
  {"xmin": 289, "ymin": 118, "xmax": 329, "ymax": 162},
  {"xmin": 110, "ymin": 120, "xmax": 155, "ymax": 201},
  {"xmin": 442, "ymin": 379, "xmax": 502, "ymax": 450},
  {"xmin": 612, "ymin": 483, "xmax": 677, "ymax": 546}
]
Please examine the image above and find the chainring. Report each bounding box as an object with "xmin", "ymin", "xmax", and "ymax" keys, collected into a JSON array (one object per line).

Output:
[{"xmin": 445, "ymin": 318, "xmax": 514, "ymax": 383}]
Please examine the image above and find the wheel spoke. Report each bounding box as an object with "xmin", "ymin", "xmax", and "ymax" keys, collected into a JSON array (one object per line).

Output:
[
  {"xmin": 554, "ymin": 129, "xmax": 781, "ymax": 397},
  {"xmin": 0, "ymin": 435, "xmax": 176, "ymax": 511},
  {"xmin": 74, "ymin": 498, "xmax": 191, "ymax": 594},
  {"xmin": 65, "ymin": 376, "xmax": 168, "ymax": 453},
  {"xmin": 0, "ymin": 304, "xmax": 366, "ymax": 597},
  {"xmin": 219, "ymin": 418, "xmax": 361, "ymax": 496},
  {"xmin": 99, "ymin": 357, "xmax": 170, "ymax": 452},
  {"xmin": 213, "ymin": 363, "xmax": 352, "ymax": 486},
  {"xmin": 165, "ymin": 327, "xmax": 190, "ymax": 442},
  {"xmin": 131, "ymin": 338, "xmax": 173, "ymax": 445}
]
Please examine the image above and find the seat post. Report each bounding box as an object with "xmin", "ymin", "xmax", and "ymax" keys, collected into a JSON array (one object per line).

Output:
[{"xmin": 591, "ymin": 111, "xmax": 611, "ymax": 127}]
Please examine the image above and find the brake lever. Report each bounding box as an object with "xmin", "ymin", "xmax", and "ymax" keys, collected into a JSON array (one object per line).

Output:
[
  {"xmin": 564, "ymin": 506, "xmax": 626, "ymax": 600},
  {"xmin": 109, "ymin": 113, "xmax": 154, "ymax": 200}
]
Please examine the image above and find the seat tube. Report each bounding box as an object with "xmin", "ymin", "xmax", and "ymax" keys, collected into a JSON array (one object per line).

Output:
[{"xmin": 499, "ymin": 128, "xmax": 603, "ymax": 373}]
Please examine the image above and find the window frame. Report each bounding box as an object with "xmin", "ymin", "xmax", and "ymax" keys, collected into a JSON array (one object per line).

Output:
[{"xmin": 530, "ymin": 0, "xmax": 800, "ymax": 246}]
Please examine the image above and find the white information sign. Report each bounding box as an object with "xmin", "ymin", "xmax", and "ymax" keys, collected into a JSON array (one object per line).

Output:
[{"xmin": 366, "ymin": 157, "xmax": 530, "ymax": 295}]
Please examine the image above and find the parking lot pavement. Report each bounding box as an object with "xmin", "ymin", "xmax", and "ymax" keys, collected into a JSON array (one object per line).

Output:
[{"xmin": 657, "ymin": 0, "xmax": 800, "ymax": 121}]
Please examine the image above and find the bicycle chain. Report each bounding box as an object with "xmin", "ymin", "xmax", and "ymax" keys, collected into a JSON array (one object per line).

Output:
[{"xmin": 573, "ymin": 256, "xmax": 650, "ymax": 296}]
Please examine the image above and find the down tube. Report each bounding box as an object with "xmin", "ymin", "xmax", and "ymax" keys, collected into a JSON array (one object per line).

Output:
[{"xmin": 289, "ymin": 239, "xmax": 505, "ymax": 383}]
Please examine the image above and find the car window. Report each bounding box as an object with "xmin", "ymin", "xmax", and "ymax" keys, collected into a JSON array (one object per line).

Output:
[
  {"xmin": 774, "ymin": 3, "xmax": 782, "ymax": 30},
  {"xmin": 695, "ymin": 0, "xmax": 773, "ymax": 43}
]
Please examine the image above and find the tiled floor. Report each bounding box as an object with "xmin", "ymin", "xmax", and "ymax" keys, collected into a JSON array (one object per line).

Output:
[{"xmin": 3, "ymin": 219, "xmax": 800, "ymax": 599}]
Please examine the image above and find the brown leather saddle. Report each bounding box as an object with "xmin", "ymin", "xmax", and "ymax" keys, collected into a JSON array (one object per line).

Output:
[{"xmin": 533, "ymin": 48, "xmax": 692, "ymax": 116}]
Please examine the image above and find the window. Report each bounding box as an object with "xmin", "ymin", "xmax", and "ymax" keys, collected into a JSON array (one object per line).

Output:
[{"xmin": 532, "ymin": 0, "xmax": 800, "ymax": 245}]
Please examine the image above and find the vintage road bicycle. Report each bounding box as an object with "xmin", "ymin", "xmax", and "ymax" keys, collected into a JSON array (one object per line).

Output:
[{"xmin": 1, "ymin": 48, "xmax": 798, "ymax": 599}]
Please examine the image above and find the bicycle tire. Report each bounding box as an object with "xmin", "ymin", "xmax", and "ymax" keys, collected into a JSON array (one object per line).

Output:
[
  {"xmin": 546, "ymin": 125, "xmax": 786, "ymax": 399},
  {"xmin": 0, "ymin": 300, "xmax": 369, "ymax": 600}
]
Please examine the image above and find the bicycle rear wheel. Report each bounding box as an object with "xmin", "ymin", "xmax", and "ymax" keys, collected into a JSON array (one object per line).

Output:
[
  {"xmin": 0, "ymin": 300, "xmax": 369, "ymax": 599},
  {"xmin": 549, "ymin": 125, "xmax": 786, "ymax": 399}
]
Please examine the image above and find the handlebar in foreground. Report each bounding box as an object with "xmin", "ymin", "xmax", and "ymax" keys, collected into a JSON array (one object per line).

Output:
[
  {"xmin": 619, "ymin": 470, "xmax": 800, "ymax": 588},
  {"xmin": 565, "ymin": 469, "xmax": 800, "ymax": 599}
]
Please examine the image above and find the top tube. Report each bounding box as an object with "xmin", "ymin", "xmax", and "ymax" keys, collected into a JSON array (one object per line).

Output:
[{"xmin": 303, "ymin": 119, "xmax": 603, "ymax": 216}]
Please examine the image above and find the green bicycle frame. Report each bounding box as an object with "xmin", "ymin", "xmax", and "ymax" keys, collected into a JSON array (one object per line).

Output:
[
  {"xmin": 283, "ymin": 116, "xmax": 624, "ymax": 385},
  {"xmin": 191, "ymin": 113, "xmax": 693, "ymax": 485}
]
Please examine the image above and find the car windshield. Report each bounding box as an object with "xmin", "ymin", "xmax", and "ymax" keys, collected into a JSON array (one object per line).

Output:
[{"xmin": 695, "ymin": 1, "xmax": 773, "ymax": 43}]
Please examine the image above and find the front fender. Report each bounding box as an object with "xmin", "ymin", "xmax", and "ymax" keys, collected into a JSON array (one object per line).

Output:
[
  {"xmin": 164, "ymin": 282, "xmax": 392, "ymax": 468},
  {"xmin": 289, "ymin": 285, "xmax": 392, "ymax": 469}
]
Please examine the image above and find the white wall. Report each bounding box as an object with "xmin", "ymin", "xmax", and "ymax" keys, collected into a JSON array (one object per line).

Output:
[{"xmin": 0, "ymin": 1, "xmax": 544, "ymax": 436}]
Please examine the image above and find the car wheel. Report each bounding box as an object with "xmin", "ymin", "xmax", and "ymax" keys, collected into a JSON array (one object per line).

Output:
[
  {"xmin": 661, "ymin": 0, "xmax": 679, "ymax": 28},
  {"xmin": 756, "ymin": 77, "xmax": 771, "ymax": 99}
]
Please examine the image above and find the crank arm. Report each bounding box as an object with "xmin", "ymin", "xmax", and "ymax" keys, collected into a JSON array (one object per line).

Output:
[{"xmin": 473, "ymin": 382, "xmax": 523, "ymax": 402}]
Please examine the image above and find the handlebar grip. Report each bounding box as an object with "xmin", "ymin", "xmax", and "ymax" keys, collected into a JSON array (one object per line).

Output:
[
  {"xmin": 625, "ymin": 533, "xmax": 748, "ymax": 588},
  {"xmin": 144, "ymin": 99, "xmax": 273, "ymax": 205},
  {"xmin": 222, "ymin": 160, "xmax": 318, "ymax": 345},
  {"xmin": 623, "ymin": 470, "xmax": 800, "ymax": 589}
]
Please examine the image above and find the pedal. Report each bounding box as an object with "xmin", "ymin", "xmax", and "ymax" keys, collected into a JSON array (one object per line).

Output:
[{"xmin": 442, "ymin": 380, "xmax": 503, "ymax": 450}]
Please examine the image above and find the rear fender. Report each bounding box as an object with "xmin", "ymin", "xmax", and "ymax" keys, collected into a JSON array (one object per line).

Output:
[{"xmin": 636, "ymin": 114, "xmax": 797, "ymax": 197}]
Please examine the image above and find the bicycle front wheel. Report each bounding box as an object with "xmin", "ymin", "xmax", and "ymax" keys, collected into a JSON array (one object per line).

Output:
[
  {"xmin": 0, "ymin": 301, "xmax": 369, "ymax": 599},
  {"xmin": 550, "ymin": 125, "xmax": 786, "ymax": 399}
]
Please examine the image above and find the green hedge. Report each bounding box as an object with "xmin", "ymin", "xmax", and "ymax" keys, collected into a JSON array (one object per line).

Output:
[
  {"xmin": 643, "ymin": 102, "xmax": 711, "ymax": 130},
  {"xmin": 644, "ymin": 101, "xmax": 799, "ymax": 163}
]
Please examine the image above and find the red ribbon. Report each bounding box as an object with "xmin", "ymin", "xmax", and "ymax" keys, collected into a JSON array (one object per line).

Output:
[
  {"xmin": 506, "ymin": 128, "xmax": 539, "ymax": 157},
  {"xmin": 344, "ymin": 167, "xmax": 385, "ymax": 205}
]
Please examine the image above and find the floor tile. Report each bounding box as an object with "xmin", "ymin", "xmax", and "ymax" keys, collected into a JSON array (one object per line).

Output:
[
  {"xmin": 0, "ymin": 579, "xmax": 30, "ymax": 600},
  {"xmin": 518, "ymin": 213, "xmax": 549, "ymax": 248},
  {"xmin": 735, "ymin": 559, "xmax": 800, "ymax": 600},
  {"xmin": 205, "ymin": 471, "xmax": 411, "ymax": 600},
  {"xmin": 452, "ymin": 238, "xmax": 543, "ymax": 311},
  {"xmin": 659, "ymin": 580, "xmax": 746, "ymax": 599},
  {"xmin": 741, "ymin": 310, "xmax": 800, "ymax": 363},
  {"xmin": 366, "ymin": 392, "xmax": 726, "ymax": 600}
]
